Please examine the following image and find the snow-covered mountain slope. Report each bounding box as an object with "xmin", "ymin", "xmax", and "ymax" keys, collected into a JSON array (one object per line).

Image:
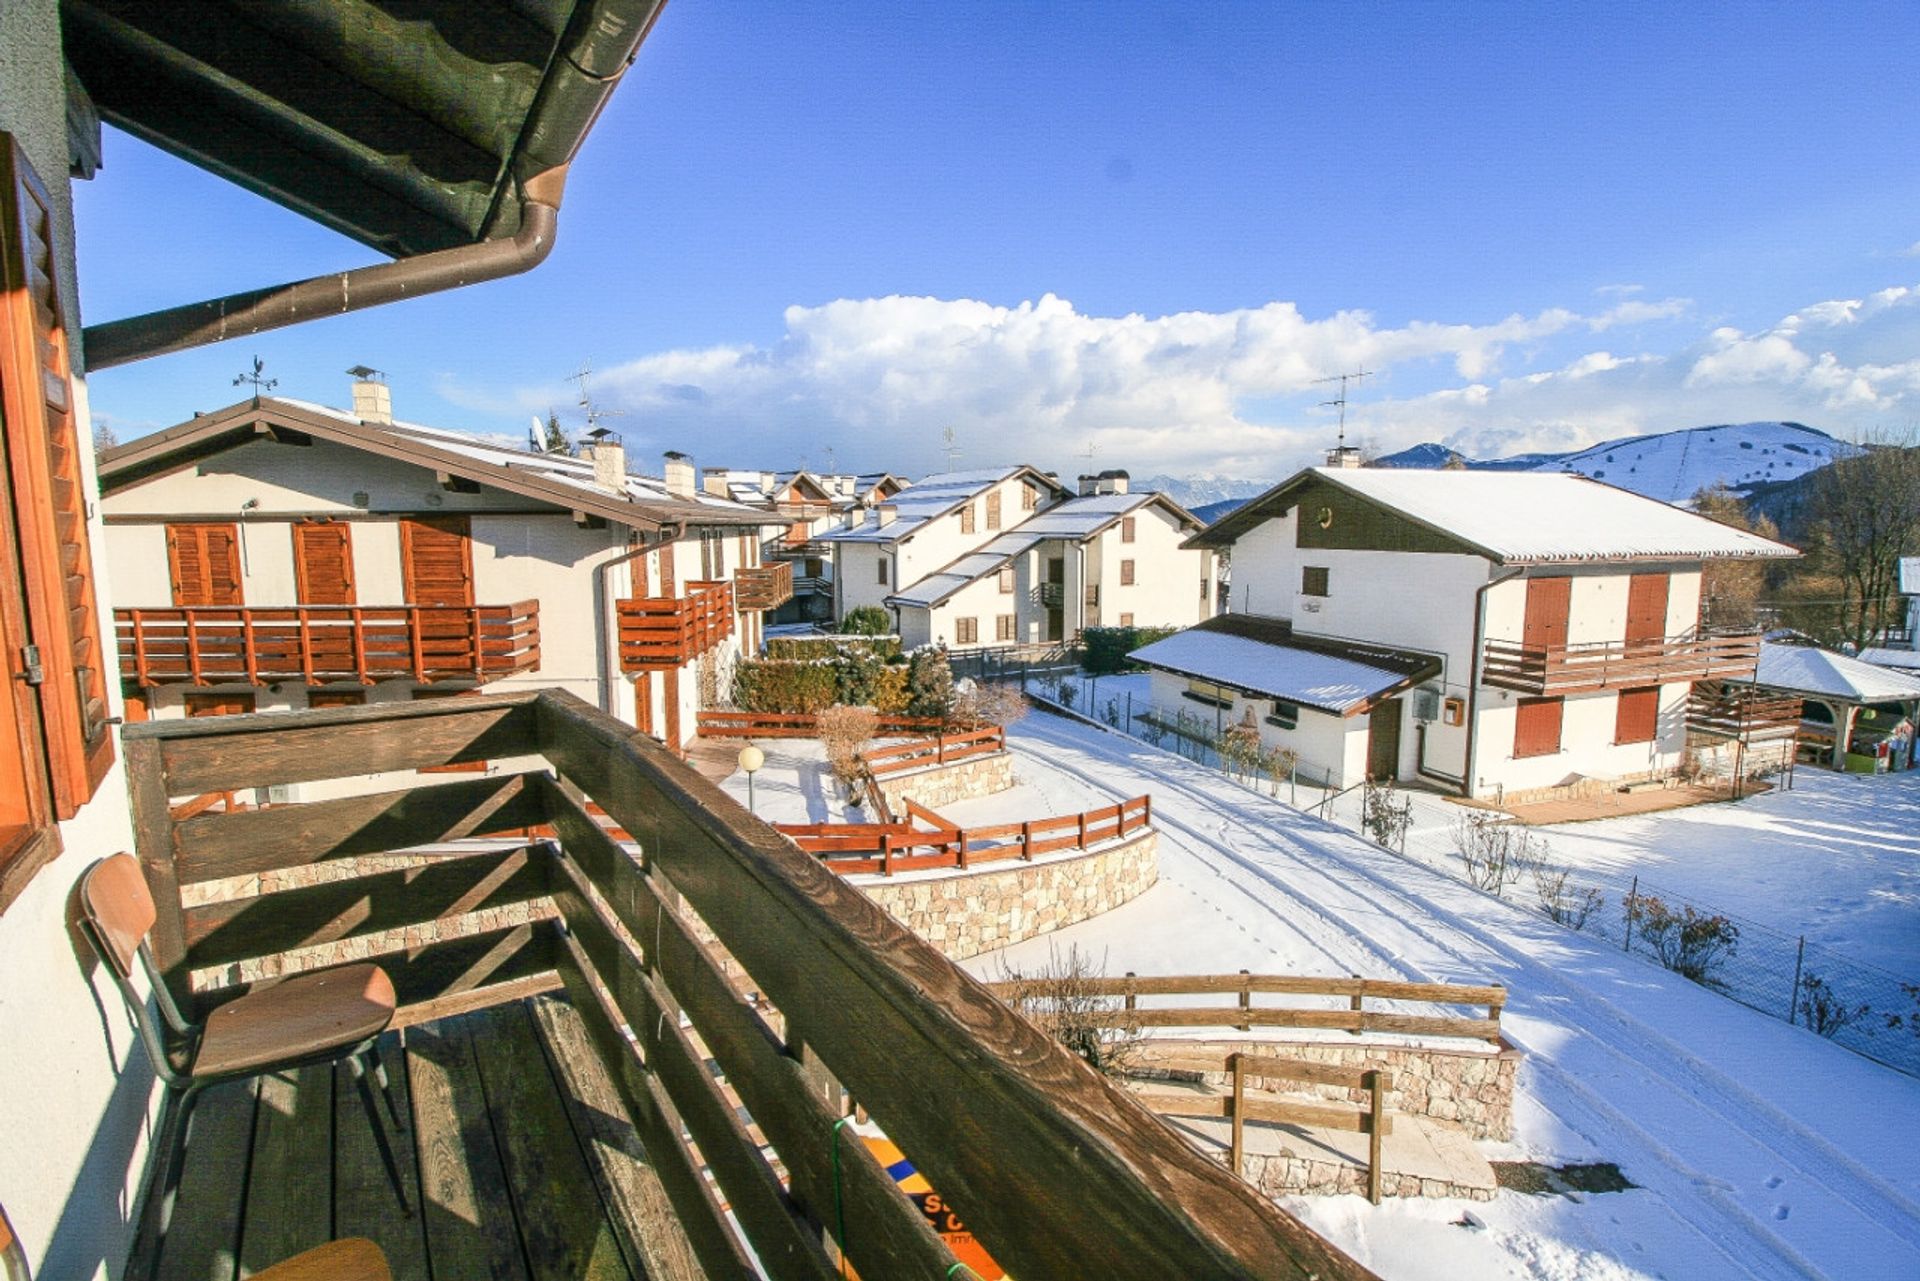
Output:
[{"xmin": 1136, "ymin": 472, "xmax": 1275, "ymax": 511}]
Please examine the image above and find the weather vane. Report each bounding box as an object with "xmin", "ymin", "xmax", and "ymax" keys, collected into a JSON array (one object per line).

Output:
[{"xmin": 233, "ymin": 356, "xmax": 276, "ymax": 403}]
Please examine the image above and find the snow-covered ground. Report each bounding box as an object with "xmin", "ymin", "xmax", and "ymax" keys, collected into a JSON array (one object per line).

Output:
[{"xmin": 719, "ymin": 714, "xmax": 1920, "ymax": 1279}]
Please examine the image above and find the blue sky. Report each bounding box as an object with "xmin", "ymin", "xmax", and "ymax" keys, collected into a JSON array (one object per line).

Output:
[{"xmin": 75, "ymin": 1, "xmax": 1920, "ymax": 481}]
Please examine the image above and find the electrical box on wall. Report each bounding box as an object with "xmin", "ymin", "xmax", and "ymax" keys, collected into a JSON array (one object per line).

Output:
[
  {"xmin": 1412, "ymin": 688, "xmax": 1441, "ymax": 722},
  {"xmin": 1443, "ymin": 696, "xmax": 1466, "ymax": 727}
]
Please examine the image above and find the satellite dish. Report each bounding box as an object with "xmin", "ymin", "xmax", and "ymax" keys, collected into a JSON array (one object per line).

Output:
[{"xmin": 528, "ymin": 415, "xmax": 546, "ymax": 452}]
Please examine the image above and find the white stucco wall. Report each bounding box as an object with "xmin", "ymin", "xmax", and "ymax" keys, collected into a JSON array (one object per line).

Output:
[
  {"xmin": 1093, "ymin": 505, "xmax": 1215, "ymax": 631},
  {"xmin": 1472, "ymin": 682, "xmax": 1690, "ymax": 796},
  {"xmin": 1142, "ymin": 669, "xmax": 1370, "ymax": 788}
]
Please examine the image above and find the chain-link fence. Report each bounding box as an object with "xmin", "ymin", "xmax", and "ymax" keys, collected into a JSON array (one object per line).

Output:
[{"xmin": 1023, "ymin": 674, "xmax": 1920, "ymax": 1077}]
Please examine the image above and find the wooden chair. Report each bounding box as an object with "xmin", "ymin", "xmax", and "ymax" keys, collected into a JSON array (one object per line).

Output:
[
  {"xmin": 77, "ymin": 854, "xmax": 412, "ymax": 1257},
  {"xmin": 1, "ymin": 1200, "xmax": 389, "ymax": 1281}
]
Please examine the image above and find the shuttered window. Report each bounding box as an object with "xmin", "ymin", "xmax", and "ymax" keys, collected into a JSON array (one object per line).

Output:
[
  {"xmin": 995, "ymin": 614, "xmax": 1015, "ymax": 641},
  {"xmin": 400, "ymin": 515, "xmax": 474, "ymax": 606},
  {"xmin": 1522, "ymin": 577, "xmax": 1571, "ymax": 650},
  {"xmin": 1120, "ymin": 560, "xmax": 1136, "ymax": 585},
  {"xmin": 1513, "ymin": 696, "xmax": 1563, "ymax": 758},
  {"xmin": 167, "ymin": 523, "xmax": 243, "ymax": 606},
  {"xmin": 307, "ymin": 688, "xmax": 366, "ymax": 710},
  {"xmin": 1121, "ymin": 516, "xmax": 1136, "ymax": 543},
  {"xmin": 998, "ymin": 567, "xmax": 1015, "ymax": 593},
  {"xmin": 185, "ymin": 691, "xmax": 256, "ymax": 717},
  {"xmin": 1, "ymin": 133, "xmax": 113, "ymax": 837},
  {"xmin": 293, "ymin": 520, "xmax": 355, "ymax": 604},
  {"xmin": 1625, "ymin": 573, "xmax": 1669, "ymax": 648},
  {"xmin": 1022, "ymin": 485, "xmax": 1037, "ymax": 511},
  {"xmin": 956, "ymin": 617, "xmax": 978, "ymax": 644},
  {"xmin": 1302, "ymin": 566, "xmax": 1329, "ymax": 597},
  {"xmin": 1614, "ymin": 686, "xmax": 1659, "ymax": 744},
  {"xmin": 959, "ymin": 504, "xmax": 976, "ymax": 534},
  {"xmin": 985, "ymin": 491, "xmax": 1002, "ymax": 530},
  {"xmin": 1119, "ymin": 612, "xmax": 1134, "ymax": 626}
]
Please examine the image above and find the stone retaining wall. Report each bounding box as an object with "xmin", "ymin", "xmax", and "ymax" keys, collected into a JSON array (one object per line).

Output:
[
  {"xmin": 858, "ymin": 828, "xmax": 1158, "ymax": 960},
  {"xmin": 1137, "ymin": 1036, "xmax": 1520, "ymax": 1141},
  {"xmin": 1242, "ymin": 1148, "xmax": 1495, "ymax": 1202},
  {"xmin": 871, "ymin": 750, "xmax": 1013, "ymax": 812}
]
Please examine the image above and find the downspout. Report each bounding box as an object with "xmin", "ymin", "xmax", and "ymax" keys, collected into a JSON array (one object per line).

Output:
[{"xmin": 1460, "ymin": 565, "xmax": 1527, "ymax": 798}]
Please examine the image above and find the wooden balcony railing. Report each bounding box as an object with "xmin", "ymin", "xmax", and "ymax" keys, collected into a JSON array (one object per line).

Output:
[
  {"xmin": 121, "ymin": 692, "xmax": 1375, "ymax": 1281},
  {"xmin": 615, "ymin": 580, "xmax": 733, "ymax": 671},
  {"xmin": 1481, "ymin": 628, "xmax": 1762, "ymax": 695},
  {"xmin": 779, "ymin": 793, "xmax": 1151, "ymax": 876},
  {"xmin": 1686, "ymin": 680, "xmax": 1804, "ymax": 742},
  {"xmin": 858, "ymin": 725, "xmax": 1006, "ymax": 777},
  {"xmin": 734, "ymin": 560, "xmax": 794, "ymax": 612},
  {"xmin": 115, "ymin": 602, "xmax": 540, "ymax": 687}
]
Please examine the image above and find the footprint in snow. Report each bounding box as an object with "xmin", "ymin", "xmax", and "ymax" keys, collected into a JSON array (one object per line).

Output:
[
  {"xmin": 1774, "ymin": 1206, "xmax": 1790, "ymax": 1221},
  {"xmin": 1764, "ymin": 1175, "xmax": 1783, "ymax": 1190}
]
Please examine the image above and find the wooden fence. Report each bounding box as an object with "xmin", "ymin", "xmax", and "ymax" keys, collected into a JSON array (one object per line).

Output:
[
  {"xmin": 777, "ymin": 794, "xmax": 1151, "ymax": 876},
  {"xmin": 122, "ymin": 692, "xmax": 1375, "ymax": 1279},
  {"xmin": 859, "ymin": 725, "xmax": 1005, "ymax": 777}
]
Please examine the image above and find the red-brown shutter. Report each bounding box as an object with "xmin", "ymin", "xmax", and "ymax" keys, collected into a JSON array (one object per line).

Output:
[
  {"xmin": 184, "ymin": 691, "xmax": 256, "ymax": 718},
  {"xmin": 400, "ymin": 516, "xmax": 474, "ymax": 606},
  {"xmin": 293, "ymin": 520, "xmax": 356, "ymax": 605},
  {"xmin": 1625, "ymin": 573, "xmax": 1669, "ymax": 648},
  {"xmin": 306, "ymin": 688, "xmax": 366, "ymax": 710},
  {"xmin": 166, "ymin": 523, "xmax": 243, "ymax": 606},
  {"xmin": 1513, "ymin": 696, "xmax": 1563, "ymax": 758},
  {"xmin": 0, "ymin": 134, "xmax": 112, "ymax": 812},
  {"xmin": 1522, "ymin": 578, "xmax": 1571, "ymax": 651},
  {"xmin": 1614, "ymin": 686, "xmax": 1659, "ymax": 744}
]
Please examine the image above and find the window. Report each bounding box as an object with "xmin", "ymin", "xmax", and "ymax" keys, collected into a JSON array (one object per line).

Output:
[
  {"xmin": 1513, "ymin": 696, "xmax": 1563, "ymax": 758},
  {"xmin": 985, "ymin": 491, "xmax": 1002, "ymax": 530},
  {"xmin": 996, "ymin": 614, "xmax": 1015, "ymax": 641},
  {"xmin": 1302, "ymin": 566, "xmax": 1329, "ymax": 597},
  {"xmin": 1183, "ymin": 678, "xmax": 1234, "ymax": 709},
  {"xmin": 168, "ymin": 523, "xmax": 244, "ymax": 605},
  {"xmin": 1119, "ymin": 612, "xmax": 1134, "ymax": 627},
  {"xmin": 185, "ymin": 691, "xmax": 257, "ymax": 717},
  {"xmin": 1022, "ymin": 485, "xmax": 1037, "ymax": 511},
  {"xmin": 307, "ymin": 688, "xmax": 367, "ymax": 710},
  {"xmin": 956, "ymin": 617, "xmax": 978, "ymax": 644},
  {"xmin": 804, "ymin": 557, "xmax": 823, "ymax": 577},
  {"xmin": 1121, "ymin": 516, "xmax": 1136, "ymax": 543},
  {"xmin": 0, "ymin": 136, "xmax": 114, "ymax": 900},
  {"xmin": 1120, "ymin": 559, "xmax": 1136, "ymax": 585},
  {"xmin": 1614, "ymin": 686, "xmax": 1659, "ymax": 744},
  {"xmin": 1267, "ymin": 700, "xmax": 1299, "ymax": 729},
  {"xmin": 877, "ymin": 557, "xmax": 889, "ymax": 584},
  {"xmin": 959, "ymin": 503, "xmax": 976, "ymax": 534},
  {"xmin": 998, "ymin": 566, "xmax": 1015, "ymax": 593},
  {"xmin": 293, "ymin": 520, "xmax": 355, "ymax": 605}
]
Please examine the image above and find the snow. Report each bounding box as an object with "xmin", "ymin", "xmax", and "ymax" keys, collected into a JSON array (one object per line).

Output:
[
  {"xmin": 1859, "ymin": 647, "xmax": 1920, "ymax": 674},
  {"xmin": 1296, "ymin": 467, "xmax": 1800, "ymax": 564},
  {"xmin": 1525, "ymin": 422, "xmax": 1857, "ymax": 504},
  {"xmin": 819, "ymin": 467, "xmax": 1030, "ymax": 543},
  {"xmin": 1127, "ymin": 628, "xmax": 1414, "ymax": 713},
  {"xmin": 1754, "ymin": 641, "xmax": 1920, "ymax": 702}
]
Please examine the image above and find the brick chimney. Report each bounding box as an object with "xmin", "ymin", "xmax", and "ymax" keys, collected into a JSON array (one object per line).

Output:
[
  {"xmin": 663, "ymin": 451, "xmax": 696, "ymax": 499},
  {"xmin": 347, "ymin": 365, "xmax": 391, "ymax": 424}
]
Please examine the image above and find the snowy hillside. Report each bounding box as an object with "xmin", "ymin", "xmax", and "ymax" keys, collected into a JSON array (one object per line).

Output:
[{"xmin": 1136, "ymin": 472, "xmax": 1275, "ymax": 510}]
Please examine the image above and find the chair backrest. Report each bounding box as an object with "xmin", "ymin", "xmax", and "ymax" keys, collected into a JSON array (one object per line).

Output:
[
  {"xmin": 0, "ymin": 1200, "xmax": 31, "ymax": 1280},
  {"xmin": 80, "ymin": 854, "xmax": 156, "ymax": 980}
]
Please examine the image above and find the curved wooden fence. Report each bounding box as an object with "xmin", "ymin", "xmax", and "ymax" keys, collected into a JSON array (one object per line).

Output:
[
  {"xmin": 859, "ymin": 725, "xmax": 1005, "ymax": 776},
  {"xmin": 778, "ymin": 794, "xmax": 1150, "ymax": 876}
]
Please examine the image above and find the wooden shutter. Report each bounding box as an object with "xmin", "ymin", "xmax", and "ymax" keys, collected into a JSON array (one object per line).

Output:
[
  {"xmin": 1625, "ymin": 573, "xmax": 1669, "ymax": 647},
  {"xmin": 1513, "ymin": 696, "xmax": 1563, "ymax": 758},
  {"xmin": 293, "ymin": 520, "xmax": 356, "ymax": 605},
  {"xmin": 960, "ymin": 504, "xmax": 975, "ymax": 535},
  {"xmin": 986, "ymin": 491, "xmax": 1002, "ymax": 530},
  {"xmin": 1120, "ymin": 560, "xmax": 1136, "ymax": 585},
  {"xmin": 1614, "ymin": 686, "xmax": 1658, "ymax": 744},
  {"xmin": 167, "ymin": 523, "xmax": 243, "ymax": 606},
  {"xmin": 658, "ymin": 541, "xmax": 676, "ymax": 596},
  {"xmin": 0, "ymin": 134, "xmax": 112, "ymax": 813},
  {"xmin": 996, "ymin": 614, "xmax": 1015, "ymax": 641},
  {"xmin": 184, "ymin": 691, "xmax": 256, "ymax": 717},
  {"xmin": 400, "ymin": 515, "xmax": 474, "ymax": 606},
  {"xmin": 1522, "ymin": 577, "xmax": 1571, "ymax": 650},
  {"xmin": 1121, "ymin": 516, "xmax": 1136, "ymax": 543},
  {"xmin": 306, "ymin": 688, "xmax": 366, "ymax": 710}
]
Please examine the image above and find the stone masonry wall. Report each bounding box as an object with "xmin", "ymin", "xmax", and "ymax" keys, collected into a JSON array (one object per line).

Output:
[
  {"xmin": 1137, "ymin": 1036, "xmax": 1520, "ymax": 1141},
  {"xmin": 1243, "ymin": 1147, "xmax": 1495, "ymax": 1202},
  {"xmin": 858, "ymin": 828, "xmax": 1159, "ymax": 961},
  {"xmin": 872, "ymin": 751, "xmax": 1013, "ymax": 812}
]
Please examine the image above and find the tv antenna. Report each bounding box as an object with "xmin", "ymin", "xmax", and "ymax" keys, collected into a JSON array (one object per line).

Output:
[
  {"xmin": 1313, "ymin": 369, "xmax": 1372, "ymax": 450},
  {"xmin": 1081, "ymin": 437, "xmax": 1097, "ymax": 464},
  {"xmin": 823, "ymin": 446, "xmax": 837, "ymax": 476},
  {"xmin": 568, "ymin": 362, "xmax": 628, "ymax": 440},
  {"xmin": 942, "ymin": 426, "xmax": 962, "ymax": 469},
  {"xmin": 233, "ymin": 356, "xmax": 277, "ymax": 403}
]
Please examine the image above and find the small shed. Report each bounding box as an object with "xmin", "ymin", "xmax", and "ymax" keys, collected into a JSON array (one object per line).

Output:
[{"xmin": 1745, "ymin": 642, "xmax": 1920, "ymax": 771}]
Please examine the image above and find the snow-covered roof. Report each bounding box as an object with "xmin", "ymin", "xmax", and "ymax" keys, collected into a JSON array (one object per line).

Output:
[
  {"xmin": 1129, "ymin": 620, "xmax": 1437, "ymax": 715},
  {"xmin": 820, "ymin": 466, "xmax": 1058, "ymax": 544},
  {"xmin": 1750, "ymin": 642, "xmax": 1920, "ymax": 704},
  {"xmin": 1855, "ymin": 647, "xmax": 1920, "ymax": 675},
  {"xmin": 1899, "ymin": 557, "xmax": 1920, "ymax": 596},
  {"xmin": 1196, "ymin": 467, "xmax": 1801, "ymax": 564}
]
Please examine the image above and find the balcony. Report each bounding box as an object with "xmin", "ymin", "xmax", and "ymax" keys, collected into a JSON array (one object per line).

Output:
[
  {"xmin": 1686, "ymin": 680, "xmax": 1804, "ymax": 742},
  {"xmin": 119, "ymin": 692, "xmax": 1372, "ymax": 1280},
  {"xmin": 115, "ymin": 602, "xmax": 540, "ymax": 687},
  {"xmin": 615, "ymin": 580, "xmax": 733, "ymax": 672},
  {"xmin": 1481, "ymin": 628, "xmax": 1762, "ymax": 696},
  {"xmin": 1040, "ymin": 581, "xmax": 1064, "ymax": 608},
  {"xmin": 734, "ymin": 560, "xmax": 795, "ymax": 612}
]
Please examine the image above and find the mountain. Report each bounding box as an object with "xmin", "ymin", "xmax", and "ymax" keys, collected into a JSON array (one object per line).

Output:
[
  {"xmin": 1374, "ymin": 422, "xmax": 1855, "ymax": 504},
  {"xmin": 1135, "ymin": 472, "xmax": 1275, "ymax": 511},
  {"xmin": 1190, "ymin": 498, "xmax": 1249, "ymax": 525}
]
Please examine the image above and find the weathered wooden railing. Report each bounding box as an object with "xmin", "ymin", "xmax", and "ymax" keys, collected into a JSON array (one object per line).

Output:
[
  {"xmin": 1481, "ymin": 627, "xmax": 1761, "ymax": 695},
  {"xmin": 859, "ymin": 725, "xmax": 1006, "ymax": 776},
  {"xmin": 122, "ymin": 691, "xmax": 1376, "ymax": 1281},
  {"xmin": 1686, "ymin": 680, "xmax": 1804, "ymax": 741},
  {"xmin": 734, "ymin": 560, "xmax": 795, "ymax": 612},
  {"xmin": 778, "ymin": 794, "xmax": 1152, "ymax": 876},
  {"xmin": 616, "ymin": 580, "xmax": 734, "ymax": 671},
  {"xmin": 695, "ymin": 709, "xmax": 947, "ymax": 739},
  {"xmin": 986, "ymin": 972, "xmax": 1506, "ymax": 1044},
  {"xmin": 115, "ymin": 601, "xmax": 541, "ymax": 686}
]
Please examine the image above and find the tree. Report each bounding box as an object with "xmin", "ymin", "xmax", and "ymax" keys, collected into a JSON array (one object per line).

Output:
[
  {"xmin": 543, "ymin": 410, "xmax": 568, "ymax": 453},
  {"xmin": 1692, "ymin": 483, "xmax": 1784, "ymax": 629},
  {"xmin": 839, "ymin": 605, "xmax": 892, "ymax": 636},
  {"xmin": 1797, "ymin": 441, "xmax": 1920, "ymax": 648},
  {"xmin": 92, "ymin": 419, "xmax": 119, "ymax": 455}
]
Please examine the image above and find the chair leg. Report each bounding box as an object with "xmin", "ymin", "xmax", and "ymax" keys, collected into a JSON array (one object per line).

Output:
[
  {"xmin": 347, "ymin": 1052, "xmax": 412, "ymax": 1216},
  {"xmin": 130, "ymin": 1084, "xmax": 200, "ymax": 1281},
  {"xmin": 369, "ymin": 1039, "xmax": 406, "ymax": 1131}
]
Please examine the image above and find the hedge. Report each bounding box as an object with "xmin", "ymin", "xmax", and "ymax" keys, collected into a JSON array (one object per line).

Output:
[
  {"xmin": 1082, "ymin": 624, "xmax": 1182, "ymax": 674},
  {"xmin": 764, "ymin": 635, "xmax": 903, "ymax": 662},
  {"xmin": 731, "ymin": 645, "xmax": 948, "ymax": 717}
]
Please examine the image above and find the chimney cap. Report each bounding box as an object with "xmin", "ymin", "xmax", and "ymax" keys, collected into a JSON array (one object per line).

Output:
[
  {"xmin": 346, "ymin": 364, "xmax": 384, "ymax": 381},
  {"xmin": 664, "ymin": 450, "xmax": 690, "ymax": 461}
]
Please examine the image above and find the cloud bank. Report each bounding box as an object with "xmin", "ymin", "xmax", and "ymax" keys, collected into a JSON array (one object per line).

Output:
[{"xmin": 486, "ymin": 282, "xmax": 1920, "ymax": 480}]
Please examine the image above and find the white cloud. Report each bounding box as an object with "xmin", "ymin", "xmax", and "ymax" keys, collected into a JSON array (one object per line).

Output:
[
  {"xmin": 1902, "ymin": 240, "xmax": 1920, "ymax": 258},
  {"xmin": 483, "ymin": 282, "xmax": 1918, "ymax": 480}
]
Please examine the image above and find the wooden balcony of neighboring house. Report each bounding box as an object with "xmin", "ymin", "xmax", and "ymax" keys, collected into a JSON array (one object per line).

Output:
[
  {"xmin": 1481, "ymin": 627, "xmax": 1763, "ymax": 696},
  {"xmin": 113, "ymin": 692, "xmax": 1375, "ymax": 1281},
  {"xmin": 115, "ymin": 601, "xmax": 541, "ymax": 688},
  {"xmin": 1039, "ymin": 581, "xmax": 1065, "ymax": 608},
  {"xmin": 1686, "ymin": 680, "xmax": 1805, "ymax": 743},
  {"xmin": 615, "ymin": 580, "xmax": 734, "ymax": 672},
  {"xmin": 733, "ymin": 560, "xmax": 795, "ymax": 612}
]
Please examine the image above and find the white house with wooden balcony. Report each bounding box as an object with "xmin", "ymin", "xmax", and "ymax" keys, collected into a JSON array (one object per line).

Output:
[
  {"xmin": 97, "ymin": 385, "xmax": 785, "ymax": 752},
  {"xmin": 885, "ymin": 486, "xmax": 1217, "ymax": 650},
  {"xmin": 1148, "ymin": 463, "xmax": 1798, "ymax": 798}
]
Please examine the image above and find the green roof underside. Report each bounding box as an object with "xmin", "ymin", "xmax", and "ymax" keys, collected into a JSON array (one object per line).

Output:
[{"xmin": 62, "ymin": 0, "xmax": 663, "ymax": 257}]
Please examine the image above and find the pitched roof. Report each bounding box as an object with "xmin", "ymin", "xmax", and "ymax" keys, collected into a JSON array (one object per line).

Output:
[
  {"xmin": 820, "ymin": 467, "xmax": 1066, "ymax": 544},
  {"xmin": 1749, "ymin": 642, "xmax": 1920, "ymax": 703},
  {"xmin": 1193, "ymin": 467, "xmax": 1801, "ymax": 564},
  {"xmin": 99, "ymin": 398, "xmax": 773, "ymax": 533},
  {"xmin": 1129, "ymin": 616, "xmax": 1440, "ymax": 716},
  {"xmin": 1858, "ymin": 647, "xmax": 1920, "ymax": 674}
]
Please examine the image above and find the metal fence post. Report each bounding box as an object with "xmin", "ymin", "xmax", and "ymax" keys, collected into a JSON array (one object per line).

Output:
[
  {"xmin": 1623, "ymin": 875, "xmax": 1638, "ymax": 952},
  {"xmin": 1789, "ymin": 935, "xmax": 1805, "ymax": 1025}
]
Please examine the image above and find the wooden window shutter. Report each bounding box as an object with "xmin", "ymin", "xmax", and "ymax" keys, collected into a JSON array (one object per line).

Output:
[
  {"xmin": 1121, "ymin": 516, "xmax": 1136, "ymax": 543},
  {"xmin": 0, "ymin": 135, "xmax": 112, "ymax": 811},
  {"xmin": 1120, "ymin": 560, "xmax": 1136, "ymax": 585},
  {"xmin": 1513, "ymin": 696, "xmax": 1563, "ymax": 758},
  {"xmin": 1614, "ymin": 686, "xmax": 1659, "ymax": 744},
  {"xmin": 985, "ymin": 491, "xmax": 1002, "ymax": 530},
  {"xmin": 184, "ymin": 691, "xmax": 256, "ymax": 718},
  {"xmin": 399, "ymin": 516, "xmax": 473, "ymax": 606},
  {"xmin": 1522, "ymin": 577, "xmax": 1571, "ymax": 651},
  {"xmin": 1625, "ymin": 573, "xmax": 1669, "ymax": 648},
  {"xmin": 959, "ymin": 504, "xmax": 975, "ymax": 535},
  {"xmin": 167, "ymin": 523, "xmax": 243, "ymax": 607},
  {"xmin": 293, "ymin": 520, "xmax": 356, "ymax": 605}
]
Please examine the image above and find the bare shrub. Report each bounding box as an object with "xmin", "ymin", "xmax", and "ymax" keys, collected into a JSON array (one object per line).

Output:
[
  {"xmin": 1453, "ymin": 811, "xmax": 1543, "ymax": 896},
  {"xmin": 1363, "ymin": 779, "xmax": 1413, "ymax": 849},
  {"xmin": 953, "ymin": 680, "xmax": 1029, "ymax": 727},
  {"xmin": 994, "ymin": 944, "xmax": 1140, "ymax": 1076},
  {"xmin": 1532, "ymin": 864, "xmax": 1605, "ymax": 930},
  {"xmin": 1056, "ymin": 678, "xmax": 1077, "ymax": 708},
  {"xmin": 1625, "ymin": 894, "xmax": 1739, "ymax": 987},
  {"xmin": 817, "ymin": 704, "xmax": 879, "ymax": 799},
  {"xmin": 1797, "ymin": 972, "xmax": 1870, "ymax": 1037}
]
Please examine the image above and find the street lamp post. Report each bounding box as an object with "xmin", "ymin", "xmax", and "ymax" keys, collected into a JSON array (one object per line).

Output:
[{"xmin": 738, "ymin": 744, "xmax": 765, "ymax": 815}]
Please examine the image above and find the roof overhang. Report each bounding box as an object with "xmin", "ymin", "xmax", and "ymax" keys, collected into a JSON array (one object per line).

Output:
[{"xmin": 1131, "ymin": 616, "xmax": 1441, "ymax": 717}]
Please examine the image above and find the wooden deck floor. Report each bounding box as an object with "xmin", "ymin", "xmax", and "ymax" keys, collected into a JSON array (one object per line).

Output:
[{"xmin": 147, "ymin": 995, "xmax": 699, "ymax": 1281}]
